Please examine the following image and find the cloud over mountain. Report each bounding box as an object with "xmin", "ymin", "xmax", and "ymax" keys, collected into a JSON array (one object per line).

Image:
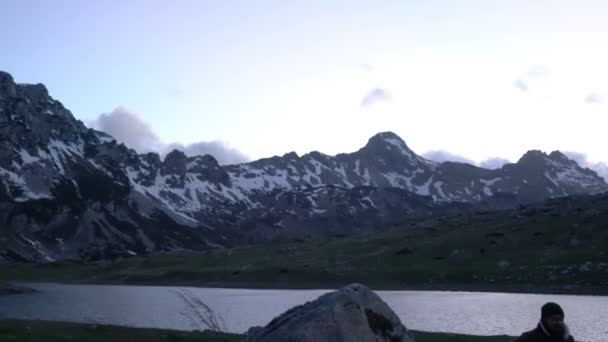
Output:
[{"xmin": 91, "ymin": 107, "xmax": 250, "ymax": 165}]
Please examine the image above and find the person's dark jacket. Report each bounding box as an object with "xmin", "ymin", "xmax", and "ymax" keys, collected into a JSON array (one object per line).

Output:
[{"xmin": 514, "ymin": 323, "xmax": 575, "ymax": 342}]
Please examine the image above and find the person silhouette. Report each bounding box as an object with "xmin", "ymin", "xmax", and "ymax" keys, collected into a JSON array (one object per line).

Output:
[{"xmin": 514, "ymin": 302, "xmax": 574, "ymax": 342}]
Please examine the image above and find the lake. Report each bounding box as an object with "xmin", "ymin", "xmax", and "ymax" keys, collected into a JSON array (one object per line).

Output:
[{"xmin": 0, "ymin": 283, "xmax": 606, "ymax": 341}]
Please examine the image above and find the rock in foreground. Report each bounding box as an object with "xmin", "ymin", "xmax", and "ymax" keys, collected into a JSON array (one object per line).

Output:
[{"xmin": 245, "ymin": 283, "xmax": 415, "ymax": 342}]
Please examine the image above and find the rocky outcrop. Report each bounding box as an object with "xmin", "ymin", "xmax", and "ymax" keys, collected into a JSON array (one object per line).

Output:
[{"xmin": 245, "ymin": 283, "xmax": 415, "ymax": 342}]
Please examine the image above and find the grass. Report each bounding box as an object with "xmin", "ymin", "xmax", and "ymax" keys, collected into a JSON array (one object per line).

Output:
[
  {"xmin": 0, "ymin": 320, "xmax": 514, "ymax": 342},
  {"xmin": 1, "ymin": 197, "xmax": 607, "ymax": 294},
  {"xmin": 413, "ymin": 331, "xmax": 513, "ymax": 342},
  {"xmin": 0, "ymin": 320, "xmax": 241, "ymax": 342}
]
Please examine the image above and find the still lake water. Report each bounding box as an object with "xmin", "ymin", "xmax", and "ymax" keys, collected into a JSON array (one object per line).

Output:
[{"xmin": 0, "ymin": 283, "xmax": 606, "ymax": 341}]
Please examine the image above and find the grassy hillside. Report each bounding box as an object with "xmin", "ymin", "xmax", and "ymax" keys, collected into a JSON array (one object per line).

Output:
[
  {"xmin": 1, "ymin": 194, "xmax": 607, "ymax": 294},
  {"xmin": 414, "ymin": 331, "xmax": 513, "ymax": 342}
]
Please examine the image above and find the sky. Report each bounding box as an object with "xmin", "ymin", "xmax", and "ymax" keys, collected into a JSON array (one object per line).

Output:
[{"xmin": 1, "ymin": 1, "xmax": 608, "ymax": 171}]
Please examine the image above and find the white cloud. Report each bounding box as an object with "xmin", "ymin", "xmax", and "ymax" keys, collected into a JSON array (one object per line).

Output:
[
  {"xmin": 423, "ymin": 150, "xmax": 475, "ymax": 164},
  {"xmin": 514, "ymin": 80, "xmax": 529, "ymax": 92},
  {"xmin": 361, "ymin": 88, "xmax": 391, "ymax": 108},
  {"xmin": 424, "ymin": 150, "xmax": 511, "ymax": 169},
  {"xmin": 91, "ymin": 107, "xmax": 250, "ymax": 165},
  {"xmin": 479, "ymin": 157, "xmax": 510, "ymax": 169},
  {"xmin": 91, "ymin": 106, "xmax": 161, "ymax": 153},
  {"xmin": 164, "ymin": 141, "xmax": 249, "ymax": 165},
  {"xmin": 585, "ymin": 92, "xmax": 604, "ymax": 104},
  {"xmin": 513, "ymin": 65, "xmax": 547, "ymax": 92}
]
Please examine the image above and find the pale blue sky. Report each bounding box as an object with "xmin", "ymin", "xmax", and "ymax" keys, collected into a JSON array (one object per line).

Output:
[{"xmin": 2, "ymin": 1, "xmax": 607, "ymax": 165}]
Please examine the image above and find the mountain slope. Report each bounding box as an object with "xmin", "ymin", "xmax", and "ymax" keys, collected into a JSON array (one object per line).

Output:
[{"xmin": 1, "ymin": 71, "xmax": 607, "ymax": 262}]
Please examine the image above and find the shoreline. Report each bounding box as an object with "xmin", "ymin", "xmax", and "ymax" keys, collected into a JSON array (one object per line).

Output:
[
  {"xmin": 0, "ymin": 282, "xmax": 37, "ymax": 296},
  {"xmin": 11, "ymin": 279, "xmax": 608, "ymax": 296}
]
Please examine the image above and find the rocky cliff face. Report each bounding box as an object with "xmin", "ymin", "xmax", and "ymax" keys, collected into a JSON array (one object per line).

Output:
[{"xmin": 1, "ymin": 71, "xmax": 607, "ymax": 262}]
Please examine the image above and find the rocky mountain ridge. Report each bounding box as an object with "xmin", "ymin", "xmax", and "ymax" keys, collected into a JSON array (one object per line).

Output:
[{"xmin": 1, "ymin": 70, "xmax": 607, "ymax": 262}]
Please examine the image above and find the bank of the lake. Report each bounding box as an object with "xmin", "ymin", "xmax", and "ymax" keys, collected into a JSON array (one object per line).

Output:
[
  {"xmin": 0, "ymin": 320, "xmax": 514, "ymax": 342},
  {"xmin": 1, "ymin": 283, "xmax": 603, "ymax": 340},
  {"xmin": 3, "ymin": 201, "xmax": 608, "ymax": 297},
  {"xmin": 98, "ymin": 279, "xmax": 608, "ymax": 296},
  {"xmin": 2, "ymin": 205, "xmax": 607, "ymax": 296},
  {"xmin": 0, "ymin": 282, "xmax": 36, "ymax": 296},
  {"xmin": 2, "ymin": 258, "xmax": 607, "ymax": 296}
]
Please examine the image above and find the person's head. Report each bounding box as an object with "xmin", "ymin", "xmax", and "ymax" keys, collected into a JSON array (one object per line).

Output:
[{"xmin": 541, "ymin": 302, "xmax": 566, "ymax": 335}]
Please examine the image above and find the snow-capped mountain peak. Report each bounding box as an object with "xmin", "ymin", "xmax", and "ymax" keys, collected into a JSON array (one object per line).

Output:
[{"xmin": 1, "ymin": 71, "xmax": 607, "ymax": 262}]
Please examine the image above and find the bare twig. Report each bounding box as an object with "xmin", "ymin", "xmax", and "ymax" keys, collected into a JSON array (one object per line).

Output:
[{"xmin": 173, "ymin": 289, "xmax": 225, "ymax": 332}]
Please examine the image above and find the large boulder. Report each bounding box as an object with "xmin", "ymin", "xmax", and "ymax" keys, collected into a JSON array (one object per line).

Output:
[{"xmin": 245, "ymin": 283, "xmax": 415, "ymax": 342}]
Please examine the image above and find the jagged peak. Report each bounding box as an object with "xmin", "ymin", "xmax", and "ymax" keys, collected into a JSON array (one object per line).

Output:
[
  {"xmin": 548, "ymin": 150, "xmax": 570, "ymax": 162},
  {"xmin": 367, "ymin": 131, "xmax": 407, "ymax": 146},
  {"xmin": 188, "ymin": 153, "xmax": 220, "ymax": 166},
  {"xmin": 141, "ymin": 151, "xmax": 161, "ymax": 166},
  {"xmin": 160, "ymin": 151, "xmax": 188, "ymax": 177},
  {"xmin": 302, "ymin": 150, "xmax": 330, "ymax": 162},
  {"xmin": 517, "ymin": 150, "xmax": 548, "ymax": 163},
  {"xmin": 17, "ymin": 82, "xmax": 49, "ymax": 101},
  {"xmin": 282, "ymin": 151, "xmax": 299, "ymax": 159},
  {"xmin": 518, "ymin": 149, "xmax": 576, "ymax": 166},
  {"xmin": 0, "ymin": 70, "xmax": 79, "ymax": 130},
  {"xmin": 0, "ymin": 71, "xmax": 13, "ymax": 79},
  {"xmin": 163, "ymin": 149, "xmax": 187, "ymax": 162},
  {"xmin": 0, "ymin": 71, "xmax": 17, "ymax": 99},
  {"xmin": 362, "ymin": 131, "xmax": 420, "ymax": 158},
  {"xmin": 364, "ymin": 132, "xmax": 408, "ymax": 150},
  {"xmin": 1, "ymin": 71, "xmax": 50, "ymax": 101}
]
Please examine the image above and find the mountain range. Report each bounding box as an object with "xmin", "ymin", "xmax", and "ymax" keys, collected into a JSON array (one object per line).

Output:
[{"xmin": 1, "ymin": 71, "xmax": 607, "ymax": 262}]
